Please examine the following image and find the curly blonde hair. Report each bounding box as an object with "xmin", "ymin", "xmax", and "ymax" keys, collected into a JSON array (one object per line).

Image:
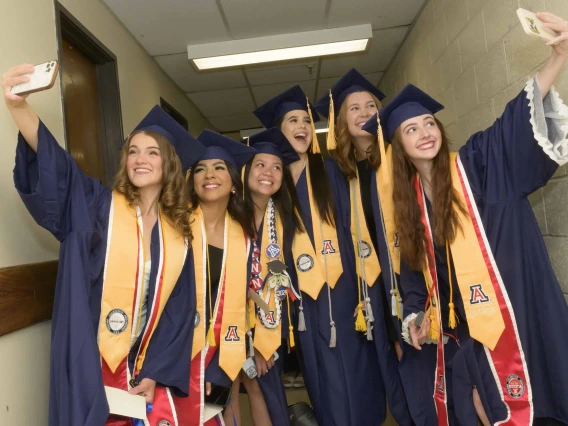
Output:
[
  {"xmin": 114, "ymin": 130, "xmax": 192, "ymax": 241},
  {"xmin": 331, "ymin": 91, "xmax": 383, "ymax": 179}
]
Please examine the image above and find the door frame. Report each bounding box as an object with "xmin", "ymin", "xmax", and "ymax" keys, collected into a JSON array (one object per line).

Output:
[{"xmin": 55, "ymin": 2, "xmax": 123, "ymax": 186}]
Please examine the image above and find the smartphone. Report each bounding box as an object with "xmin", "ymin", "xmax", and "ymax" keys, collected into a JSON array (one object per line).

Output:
[
  {"xmin": 242, "ymin": 357, "xmax": 258, "ymax": 379},
  {"xmin": 11, "ymin": 60, "xmax": 59, "ymax": 96},
  {"xmin": 414, "ymin": 311, "xmax": 425, "ymax": 328},
  {"xmin": 204, "ymin": 384, "xmax": 233, "ymax": 409},
  {"xmin": 517, "ymin": 8, "xmax": 558, "ymax": 42}
]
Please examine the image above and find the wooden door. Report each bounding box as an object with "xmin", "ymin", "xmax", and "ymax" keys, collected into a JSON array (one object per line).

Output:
[{"xmin": 61, "ymin": 38, "xmax": 105, "ymax": 182}]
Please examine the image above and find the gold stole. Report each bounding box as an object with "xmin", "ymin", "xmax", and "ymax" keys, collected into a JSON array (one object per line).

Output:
[
  {"xmin": 98, "ymin": 192, "xmax": 187, "ymax": 373},
  {"xmin": 191, "ymin": 208, "xmax": 248, "ymax": 380},
  {"xmin": 254, "ymin": 207, "xmax": 286, "ymax": 361},
  {"xmin": 447, "ymin": 153, "xmax": 505, "ymax": 349},
  {"xmin": 292, "ymin": 163, "xmax": 343, "ymax": 299}
]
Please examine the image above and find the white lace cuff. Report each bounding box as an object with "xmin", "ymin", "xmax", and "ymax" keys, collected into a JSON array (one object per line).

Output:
[
  {"xmin": 525, "ymin": 76, "xmax": 568, "ymax": 165},
  {"xmin": 402, "ymin": 312, "xmax": 448, "ymax": 346}
]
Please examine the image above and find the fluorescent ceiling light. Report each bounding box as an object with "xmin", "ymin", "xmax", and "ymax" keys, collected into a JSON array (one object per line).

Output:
[{"xmin": 188, "ymin": 24, "xmax": 372, "ymax": 70}]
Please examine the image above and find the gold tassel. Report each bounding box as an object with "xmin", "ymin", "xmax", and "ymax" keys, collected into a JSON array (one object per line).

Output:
[
  {"xmin": 185, "ymin": 168, "xmax": 191, "ymax": 182},
  {"xmin": 429, "ymin": 311, "xmax": 438, "ymax": 341},
  {"xmin": 287, "ymin": 293, "xmax": 295, "ymax": 347},
  {"xmin": 307, "ymin": 97, "xmax": 321, "ymax": 154},
  {"xmin": 326, "ymin": 90, "xmax": 336, "ymax": 151},
  {"xmin": 446, "ymin": 242, "xmax": 458, "ymax": 329},
  {"xmin": 377, "ymin": 115, "xmax": 389, "ymax": 184},
  {"xmin": 355, "ymin": 302, "xmax": 367, "ymax": 332},
  {"xmin": 207, "ymin": 320, "xmax": 216, "ymax": 347}
]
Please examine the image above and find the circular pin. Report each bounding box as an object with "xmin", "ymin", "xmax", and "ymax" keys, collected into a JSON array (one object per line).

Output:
[
  {"xmin": 276, "ymin": 286, "xmax": 287, "ymax": 300},
  {"xmin": 106, "ymin": 309, "xmax": 128, "ymax": 334},
  {"xmin": 296, "ymin": 254, "xmax": 314, "ymax": 272},
  {"xmin": 266, "ymin": 243, "xmax": 281, "ymax": 259}
]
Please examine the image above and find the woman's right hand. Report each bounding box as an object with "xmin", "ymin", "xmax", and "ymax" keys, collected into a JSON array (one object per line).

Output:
[{"xmin": 2, "ymin": 64, "xmax": 35, "ymax": 107}]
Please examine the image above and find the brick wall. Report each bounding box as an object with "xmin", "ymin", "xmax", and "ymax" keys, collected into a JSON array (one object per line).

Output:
[{"xmin": 378, "ymin": 0, "xmax": 568, "ymax": 302}]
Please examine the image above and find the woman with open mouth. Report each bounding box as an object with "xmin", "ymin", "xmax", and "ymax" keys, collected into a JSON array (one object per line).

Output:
[{"xmin": 253, "ymin": 85, "xmax": 387, "ymax": 426}]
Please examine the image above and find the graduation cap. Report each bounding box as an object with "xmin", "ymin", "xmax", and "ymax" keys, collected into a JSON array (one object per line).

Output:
[
  {"xmin": 314, "ymin": 69, "xmax": 386, "ymax": 151},
  {"xmin": 129, "ymin": 105, "xmax": 205, "ymax": 173},
  {"xmin": 253, "ymin": 85, "xmax": 322, "ymax": 154},
  {"xmin": 363, "ymin": 83, "xmax": 444, "ymax": 142},
  {"xmin": 248, "ymin": 127, "xmax": 300, "ymax": 166},
  {"xmin": 196, "ymin": 129, "xmax": 256, "ymax": 170}
]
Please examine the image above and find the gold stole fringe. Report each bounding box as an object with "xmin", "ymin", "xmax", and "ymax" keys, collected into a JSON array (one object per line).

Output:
[
  {"xmin": 191, "ymin": 208, "xmax": 248, "ymax": 380},
  {"xmin": 99, "ymin": 192, "xmax": 186, "ymax": 373}
]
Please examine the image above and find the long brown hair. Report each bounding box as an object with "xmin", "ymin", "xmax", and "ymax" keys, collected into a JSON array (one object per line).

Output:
[
  {"xmin": 331, "ymin": 91, "xmax": 383, "ymax": 179},
  {"xmin": 391, "ymin": 118, "xmax": 468, "ymax": 271},
  {"xmin": 114, "ymin": 130, "xmax": 192, "ymax": 241},
  {"xmin": 187, "ymin": 161, "xmax": 255, "ymax": 238}
]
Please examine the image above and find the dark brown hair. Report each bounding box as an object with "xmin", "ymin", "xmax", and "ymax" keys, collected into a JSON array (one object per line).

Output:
[
  {"xmin": 331, "ymin": 91, "xmax": 383, "ymax": 179},
  {"xmin": 243, "ymin": 158, "xmax": 305, "ymax": 237},
  {"xmin": 114, "ymin": 130, "xmax": 192, "ymax": 241},
  {"xmin": 391, "ymin": 117, "xmax": 468, "ymax": 271},
  {"xmin": 186, "ymin": 160, "xmax": 255, "ymax": 238}
]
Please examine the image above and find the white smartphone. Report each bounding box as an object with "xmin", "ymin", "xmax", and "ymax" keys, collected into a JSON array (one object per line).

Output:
[
  {"xmin": 517, "ymin": 8, "xmax": 558, "ymax": 43},
  {"xmin": 11, "ymin": 60, "xmax": 59, "ymax": 96}
]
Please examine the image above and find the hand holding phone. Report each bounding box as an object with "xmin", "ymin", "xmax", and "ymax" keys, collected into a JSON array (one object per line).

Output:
[
  {"xmin": 517, "ymin": 9, "xmax": 558, "ymax": 43},
  {"xmin": 10, "ymin": 61, "xmax": 59, "ymax": 97}
]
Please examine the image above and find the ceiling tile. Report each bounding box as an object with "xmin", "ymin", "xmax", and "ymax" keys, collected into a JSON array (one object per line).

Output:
[
  {"xmin": 155, "ymin": 54, "xmax": 247, "ymax": 92},
  {"xmin": 245, "ymin": 60, "xmax": 319, "ymax": 86},
  {"xmin": 252, "ymin": 80, "xmax": 317, "ymax": 106},
  {"xmin": 103, "ymin": 0, "xmax": 230, "ymax": 55},
  {"xmin": 316, "ymin": 72, "xmax": 384, "ymax": 99},
  {"xmin": 319, "ymin": 27, "xmax": 408, "ymax": 77},
  {"xmin": 219, "ymin": 0, "xmax": 327, "ymax": 39},
  {"xmin": 328, "ymin": 0, "xmax": 425, "ymax": 30},
  {"xmin": 187, "ymin": 88, "xmax": 255, "ymax": 117},
  {"xmin": 209, "ymin": 113, "xmax": 261, "ymax": 132}
]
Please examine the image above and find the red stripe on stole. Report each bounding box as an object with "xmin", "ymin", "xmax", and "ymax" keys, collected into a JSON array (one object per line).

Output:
[
  {"xmin": 414, "ymin": 176, "xmax": 450, "ymax": 426},
  {"xmin": 454, "ymin": 157, "xmax": 531, "ymax": 425}
]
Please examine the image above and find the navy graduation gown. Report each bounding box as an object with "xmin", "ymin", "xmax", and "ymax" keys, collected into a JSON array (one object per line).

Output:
[
  {"xmin": 13, "ymin": 122, "xmax": 196, "ymax": 426},
  {"xmin": 399, "ymin": 79, "xmax": 568, "ymax": 425},
  {"xmin": 331, "ymin": 159, "xmax": 414, "ymax": 426},
  {"xmin": 289, "ymin": 158, "xmax": 385, "ymax": 426}
]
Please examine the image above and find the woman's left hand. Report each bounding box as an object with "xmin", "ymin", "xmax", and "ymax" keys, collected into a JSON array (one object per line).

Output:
[
  {"xmin": 538, "ymin": 12, "xmax": 568, "ymax": 56},
  {"xmin": 129, "ymin": 378, "xmax": 157, "ymax": 403}
]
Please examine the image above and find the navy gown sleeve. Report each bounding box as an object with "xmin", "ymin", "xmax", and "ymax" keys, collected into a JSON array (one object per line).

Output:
[
  {"xmin": 138, "ymin": 252, "xmax": 196, "ymax": 397},
  {"xmin": 13, "ymin": 120, "xmax": 108, "ymax": 241},
  {"xmin": 459, "ymin": 77, "xmax": 568, "ymax": 201}
]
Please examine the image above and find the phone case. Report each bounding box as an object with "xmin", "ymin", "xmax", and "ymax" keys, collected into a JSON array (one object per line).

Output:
[
  {"xmin": 517, "ymin": 8, "xmax": 557, "ymax": 42},
  {"xmin": 11, "ymin": 61, "xmax": 59, "ymax": 96}
]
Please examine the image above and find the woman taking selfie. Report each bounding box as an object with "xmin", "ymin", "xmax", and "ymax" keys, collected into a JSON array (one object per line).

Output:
[
  {"xmin": 4, "ymin": 65, "xmax": 198, "ymax": 425},
  {"xmin": 364, "ymin": 12, "xmax": 568, "ymax": 425},
  {"xmin": 253, "ymin": 86, "xmax": 385, "ymax": 426}
]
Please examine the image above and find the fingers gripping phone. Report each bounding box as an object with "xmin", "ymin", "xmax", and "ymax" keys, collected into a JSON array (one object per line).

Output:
[
  {"xmin": 517, "ymin": 9, "xmax": 558, "ymax": 42},
  {"xmin": 11, "ymin": 61, "xmax": 59, "ymax": 96}
]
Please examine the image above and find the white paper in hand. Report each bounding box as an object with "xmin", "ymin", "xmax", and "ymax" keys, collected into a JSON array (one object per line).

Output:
[
  {"xmin": 105, "ymin": 386, "xmax": 148, "ymax": 421},
  {"xmin": 204, "ymin": 404, "xmax": 224, "ymax": 422}
]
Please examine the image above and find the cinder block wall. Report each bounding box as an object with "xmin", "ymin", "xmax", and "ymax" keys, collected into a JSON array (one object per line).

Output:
[{"xmin": 378, "ymin": 0, "xmax": 568, "ymax": 302}]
